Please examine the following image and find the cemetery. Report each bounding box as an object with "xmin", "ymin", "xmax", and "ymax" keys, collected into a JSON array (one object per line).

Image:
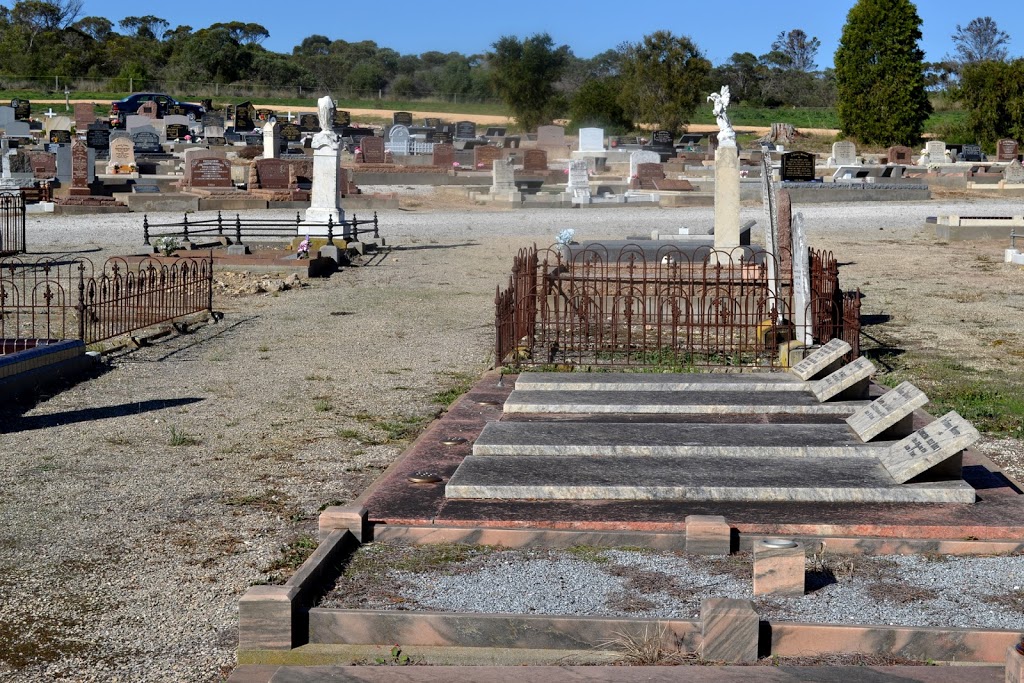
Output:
[{"xmin": 2, "ymin": 95, "xmax": 1024, "ymax": 683}]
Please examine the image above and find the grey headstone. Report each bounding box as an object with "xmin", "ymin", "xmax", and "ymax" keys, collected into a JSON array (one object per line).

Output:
[
  {"xmin": 789, "ymin": 338, "xmax": 852, "ymax": 381},
  {"xmin": 846, "ymin": 381, "xmax": 929, "ymax": 442},
  {"xmin": 831, "ymin": 141, "xmax": 857, "ymax": 166},
  {"xmin": 578, "ymin": 127, "xmax": 604, "ymax": 152},
  {"xmin": 1003, "ymin": 160, "xmax": 1024, "ymax": 184},
  {"xmin": 880, "ymin": 412, "xmax": 979, "ymax": 484},
  {"xmin": 4, "ymin": 121, "xmax": 30, "ymax": 137},
  {"xmin": 790, "ymin": 212, "xmax": 812, "ymax": 344},
  {"xmin": 760, "ymin": 151, "xmax": 781, "ymax": 304},
  {"xmin": 808, "ymin": 356, "xmax": 875, "ymax": 402},
  {"xmin": 0, "ymin": 106, "xmax": 16, "ymax": 126},
  {"xmin": 629, "ymin": 150, "xmax": 661, "ymax": 179}
]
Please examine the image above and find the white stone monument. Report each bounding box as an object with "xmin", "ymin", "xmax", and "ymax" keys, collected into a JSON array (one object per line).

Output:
[
  {"xmin": 568, "ymin": 159, "xmax": 591, "ymax": 202},
  {"xmin": 708, "ymin": 86, "xmax": 740, "ymax": 260},
  {"xmin": 578, "ymin": 127, "xmax": 605, "ymax": 153},
  {"xmin": 829, "ymin": 141, "xmax": 857, "ymax": 167},
  {"xmin": 262, "ymin": 120, "xmax": 280, "ymax": 160},
  {"xmin": 305, "ymin": 96, "xmax": 343, "ymax": 230},
  {"xmin": 790, "ymin": 212, "xmax": 813, "ymax": 345},
  {"xmin": 491, "ymin": 158, "xmax": 518, "ymax": 200}
]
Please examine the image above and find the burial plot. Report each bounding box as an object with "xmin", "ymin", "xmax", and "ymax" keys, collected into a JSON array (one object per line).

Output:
[
  {"xmin": 781, "ymin": 151, "xmax": 816, "ymax": 181},
  {"xmin": 360, "ymin": 136, "xmax": 386, "ymax": 163},
  {"xmin": 997, "ymin": 139, "xmax": 1019, "ymax": 162},
  {"xmin": 879, "ymin": 412, "xmax": 979, "ymax": 484},
  {"xmin": 634, "ymin": 162, "xmax": 665, "ymax": 190},
  {"xmin": 846, "ymin": 381, "xmax": 928, "ymax": 442}
]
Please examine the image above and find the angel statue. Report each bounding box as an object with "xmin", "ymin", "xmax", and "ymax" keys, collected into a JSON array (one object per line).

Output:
[
  {"xmin": 707, "ymin": 86, "xmax": 736, "ymax": 147},
  {"xmin": 312, "ymin": 95, "xmax": 340, "ymax": 150}
]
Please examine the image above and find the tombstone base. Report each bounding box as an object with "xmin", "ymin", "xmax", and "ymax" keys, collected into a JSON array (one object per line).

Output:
[
  {"xmin": 305, "ymin": 207, "xmax": 344, "ymax": 235},
  {"xmin": 318, "ymin": 245, "xmax": 342, "ymax": 262},
  {"xmin": 227, "ymin": 244, "xmax": 250, "ymax": 256},
  {"xmin": 68, "ymin": 187, "xmax": 92, "ymax": 197}
]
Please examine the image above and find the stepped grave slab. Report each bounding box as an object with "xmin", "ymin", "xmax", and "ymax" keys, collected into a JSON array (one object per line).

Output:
[
  {"xmin": 444, "ymin": 454, "xmax": 975, "ymax": 504},
  {"xmin": 472, "ymin": 421, "xmax": 890, "ymax": 458},
  {"xmin": 502, "ymin": 390, "xmax": 867, "ymax": 416},
  {"xmin": 514, "ymin": 372, "xmax": 806, "ymax": 392}
]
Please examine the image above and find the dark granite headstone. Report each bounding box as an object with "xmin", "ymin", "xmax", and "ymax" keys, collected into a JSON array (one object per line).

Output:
[
  {"xmin": 234, "ymin": 102, "xmax": 255, "ymax": 131},
  {"xmin": 166, "ymin": 103, "xmax": 186, "ymax": 116},
  {"xmin": 165, "ymin": 124, "xmax": 188, "ymax": 141},
  {"xmin": 360, "ymin": 135, "xmax": 386, "ymax": 163},
  {"xmin": 133, "ymin": 184, "xmax": 160, "ymax": 193},
  {"xmin": 12, "ymin": 98, "xmax": 30, "ymax": 120},
  {"xmin": 485, "ymin": 127, "xmax": 507, "ymax": 137},
  {"xmin": 334, "ymin": 110, "xmax": 351, "ymax": 127},
  {"xmin": 279, "ymin": 122, "xmax": 301, "ymax": 142},
  {"xmin": 781, "ymin": 151, "xmax": 816, "ymax": 182},
  {"xmin": 188, "ymin": 157, "xmax": 232, "ymax": 188},
  {"xmin": 651, "ymin": 130, "xmax": 674, "ymax": 147},
  {"xmin": 424, "ymin": 117, "xmax": 442, "ymax": 128},
  {"xmin": 255, "ymin": 158, "xmax": 290, "ymax": 189},
  {"xmin": 131, "ymin": 131, "xmax": 162, "ymax": 154},
  {"xmin": 961, "ymin": 144, "xmax": 983, "ymax": 162},
  {"xmin": 243, "ymin": 134, "xmax": 262, "ymax": 146},
  {"xmin": 455, "ymin": 121, "xmax": 476, "ymax": 139},
  {"xmin": 256, "ymin": 108, "xmax": 276, "ymax": 122},
  {"xmin": 433, "ymin": 129, "xmax": 453, "ymax": 144},
  {"xmin": 202, "ymin": 113, "xmax": 225, "ymax": 129},
  {"xmin": 393, "ymin": 111, "xmax": 413, "ymax": 126},
  {"xmin": 86, "ymin": 125, "xmax": 110, "ymax": 150},
  {"xmin": 49, "ymin": 129, "xmax": 72, "ymax": 144},
  {"xmin": 298, "ymin": 113, "xmax": 319, "ymax": 132}
]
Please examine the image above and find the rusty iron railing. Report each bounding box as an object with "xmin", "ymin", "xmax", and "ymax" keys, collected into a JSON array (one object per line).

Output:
[
  {"xmin": 1, "ymin": 254, "xmax": 214, "ymax": 354},
  {"xmin": 495, "ymin": 242, "xmax": 860, "ymax": 371},
  {"xmin": 0, "ymin": 191, "xmax": 26, "ymax": 256}
]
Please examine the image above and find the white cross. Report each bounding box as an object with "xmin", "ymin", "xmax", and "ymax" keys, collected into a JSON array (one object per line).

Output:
[
  {"xmin": 286, "ymin": 111, "xmax": 295, "ymax": 122},
  {"xmin": 44, "ymin": 108, "xmax": 56, "ymax": 118}
]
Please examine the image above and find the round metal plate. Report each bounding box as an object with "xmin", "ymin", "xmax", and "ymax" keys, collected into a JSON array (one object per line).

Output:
[
  {"xmin": 408, "ymin": 471, "xmax": 443, "ymax": 484},
  {"xmin": 441, "ymin": 436, "xmax": 468, "ymax": 446},
  {"xmin": 761, "ymin": 538, "xmax": 798, "ymax": 549}
]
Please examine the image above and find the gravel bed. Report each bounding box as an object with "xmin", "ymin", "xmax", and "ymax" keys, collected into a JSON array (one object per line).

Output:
[{"xmin": 336, "ymin": 545, "xmax": 1024, "ymax": 630}]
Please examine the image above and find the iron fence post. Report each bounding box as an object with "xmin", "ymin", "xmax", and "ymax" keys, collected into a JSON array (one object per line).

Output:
[
  {"xmin": 217, "ymin": 211, "xmax": 224, "ymax": 239},
  {"xmin": 76, "ymin": 262, "xmax": 86, "ymax": 342},
  {"xmin": 182, "ymin": 214, "xmax": 190, "ymax": 245},
  {"xmin": 234, "ymin": 214, "xmax": 242, "ymax": 246},
  {"xmin": 327, "ymin": 216, "xmax": 334, "ymax": 246},
  {"xmin": 351, "ymin": 213, "xmax": 358, "ymax": 241},
  {"xmin": 143, "ymin": 215, "xmax": 150, "ymax": 245},
  {"xmin": 372, "ymin": 212, "xmax": 379, "ymax": 239}
]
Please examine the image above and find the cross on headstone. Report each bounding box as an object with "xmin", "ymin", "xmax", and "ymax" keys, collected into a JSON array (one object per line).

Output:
[
  {"xmin": 286, "ymin": 111, "xmax": 295, "ymax": 122},
  {"xmin": 44, "ymin": 108, "xmax": 56, "ymax": 119}
]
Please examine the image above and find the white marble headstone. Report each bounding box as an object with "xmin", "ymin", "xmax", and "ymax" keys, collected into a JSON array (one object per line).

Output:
[
  {"xmin": 808, "ymin": 356, "xmax": 875, "ymax": 402},
  {"xmin": 846, "ymin": 381, "xmax": 929, "ymax": 442},
  {"xmin": 831, "ymin": 141, "xmax": 857, "ymax": 166},
  {"xmin": 880, "ymin": 411, "xmax": 978, "ymax": 484},
  {"xmin": 790, "ymin": 212, "xmax": 812, "ymax": 345},
  {"xmin": 568, "ymin": 159, "xmax": 590, "ymax": 197},
  {"xmin": 925, "ymin": 141, "xmax": 946, "ymax": 160},
  {"xmin": 578, "ymin": 127, "xmax": 605, "ymax": 152},
  {"xmin": 789, "ymin": 338, "xmax": 852, "ymax": 381}
]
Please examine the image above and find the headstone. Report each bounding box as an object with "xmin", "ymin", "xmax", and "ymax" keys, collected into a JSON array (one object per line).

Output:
[
  {"xmin": 12, "ymin": 99, "xmax": 30, "ymax": 120},
  {"xmin": 961, "ymin": 144, "xmax": 983, "ymax": 162},
  {"xmin": 4, "ymin": 121, "xmax": 30, "ymax": 138},
  {"xmin": 629, "ymin": 150, "xmax": 661, "ymax": 179},
  {"xmin": 650, "ymin": 130, "xmax": 674, "ymax": 148},
  {"xmin": 74, "ymin": 103, "xmax": 95, "ymax": 130},
  {"xmin": 780, "ymin": 151, "xmax": 816, "ymax": 182},
  {"xmin": 138, "ymin": 101, "xmax": 159, "ymax": 119},
  {"xmin": 568, "ymin": 159, "xmax": 590, "ymax": 198},
  {"xmin": 44, "ymin": 115, "xmax": 71, "ymax": 135},
  {"xmin": 578, "ymin": 127, "xmax": 605, "ymax": 152},
  {"xmin": 831, "ymin": 141, "xmax": 857, "ymax": 166},
  {"xmin": 307, "ymin": 95, "xmax": 344, "ymax": 227},
  {"xmin": 886, "ymin": 145, "xmax": 913, "ymax": 164},
  {"xmin": 760, "ymin": 151, "xmax": 781, "ymax": 308},
  {"xmin": 388, "ymin": 124, "xmax": 411, "ymax": 154},
  {"xmin": 234, "ymin": 102, "xmax": 255, "ymax": 131},
  {"xmin": 86, "ymin": 124, "xmax": 111, "ymax": 151},
  {"xmin": 997, "ymin": 139, "xmax": 1019, "ymax": 163},
  {"xmin": 879, "ymin": 412, "xmax": 979, "ymax": 484},
  {"xmin": 925, "ymin": 140, "xmax": 946, "ymax": 161},
  {"xmin": 263, "ymin": 121, "xmax": 280, "ymax": 159},
  {"xmin": 474, "ymin": 145, "xmax": 501, "ymax": 169},
  {"xmin": 333, "ymin": 110, "xmax": 351, "ymax": 128},
  {"xmin": 280, "ymin": 122, "xmax": 301, "ymax": 143},
  {"xmin": 133, "ymin": 184, "xmax": 160, "ymax": 193},
  {"xmin": 432, "ymin": 143, "xmax": 454, "ymax": 168},
  {"xmin": 846, "ymin": 381, "xmax": 929, "ymax": 442},
  {"xmin": 635, "ymin": 162, "xmax": 665, "ymax": 190},
  {"xmin": 202, "ymin": 113, "xmax": 225, "ymax": 130},
  {"xmin": 255, "ymin": 158, "xmax": 291, "ymax": 189},
  {"xmin": 106, "ymin": 137, "xmax": 135, "ymax": 173},
  {"xmin": 255, "ymin": 108, "xmax": 276, "ymax": 123},
  {"xmin": 188, "ymin": 157, "xmax": 233, "ymax": 188},
  {"xmin": 360, "ymin": 136, "xmax": 386, "ymax": 163},
  {"xmin": 523, "ymin": 148, "xmax": 548, "ymax": 172},
  {"xmin": 424, "ymin": 117, "xmax": 442, "ymax": 128},
  {"xmin": 808, "ymin": 357, "xmax": 875, "ymax": 402},
  {"xmin": 1003, "ymin": 160, "xmax": 1024, "ymax": 184},
  {"xmin": 131, "ymin": 130, "xmax": 162, "ymax": 154},
  {"xmin": 454, "ymin": 121, "xmax": 476, "ymax": 139},
  {"xmin": 790, "ymin": 212, "xmax": 812, "ymax": 345},
  {"xmin": 166, "ymin": 103, "xmax": 186, "ymax": 117},
  {"xmin": 298, "ymin": 113, "xmax": 319, "ymax": 132},
  {"xmin": 393, "ymin": 111, "xmax": 413, "ymax": 126},
  {"xmin": 432, "ymin": 129, "xmax": 453, "ymax": 144},
  {"xmin": 29, "ymin": 151, "xmax": 56, "ymax": 179},
  {"xmin": 788, "ymin": 338, "xmax": 851, "ymax": 381},
  {"xmin": 0, "ymin": 106, "xmax": 14, "ymax": 127},
  {"xmin": 165, "ymin": 123, "xmax": 188, "ymax": 141},
  {"xmin": 53, "ymin": 144, "xmax": 71, "ymax": 182},
  {"xmin": 124, "ymin": 115, "xmax": 154, "ymax": 134},
  {"xmin": 537, "ymin": 125, "xmax": 566, "ymax": 146},
  {"xmin": 491, "ymin": 158, "xmax": 516, "ymax": 195},
  {"xmin": 48, "ymin": 129, "xmax": 72, "ymax": 144},
  {"xmin": 70, "ymin": 140, "xmax": 90, "ymax": 193}
]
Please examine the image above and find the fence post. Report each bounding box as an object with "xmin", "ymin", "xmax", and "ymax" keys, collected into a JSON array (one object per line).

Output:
[
  {"xmin": 217, "ymin": 211, "xmax": 224, "ymax": 239},
  {"xmin": 351, "ymin": 213, "xmax": 358, "ymax": 241},
  {"xmin": 295, "ymin": 212, "xmax": 302, "ymax": 238},
  {"xmin": 235, "ymin": 214, "xmax": 243, "ymax": 246},
  {"xmin": 326, "ymin": 216, "xmax": 335, "ymax": 246},
  {"xmin": 372, "ymin": 212, "xmax": 379, "ymax": 240},
  {"xmin": 142, "ymin": 215, "xmax": 150, "ymax": 245},
  {"xmin": 181, "ymin": 213, "xmax": 190, "ymax": 247},
  {"xmin": 76, "ymin": 262, "xmax": 86, "ymax": 342}
]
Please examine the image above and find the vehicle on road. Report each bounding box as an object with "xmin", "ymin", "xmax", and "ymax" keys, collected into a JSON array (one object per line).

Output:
[{"xmin": 110, "ymin": 93, "xmax": 205, "ymax": 124}]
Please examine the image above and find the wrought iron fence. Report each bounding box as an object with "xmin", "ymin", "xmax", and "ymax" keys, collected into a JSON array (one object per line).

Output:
[
  {"xmin": 1, "ymin": 254, "xmax": 214, "ymax": 353},
  {"xmin": 0, "ymin": 191, "xmax": 26, "ymax": 256},
  {"xmin": 142, "ymin": 211, "xmax": 380, "ymax": 251},
  {"xmin": 495, "ymin": 242, "xmax": 861, "ymax": 371}
]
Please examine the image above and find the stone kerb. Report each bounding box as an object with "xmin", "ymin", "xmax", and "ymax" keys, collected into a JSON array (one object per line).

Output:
[{"xmin": 700, "ymin": 599, "xmax": 759, "ymax": 663}]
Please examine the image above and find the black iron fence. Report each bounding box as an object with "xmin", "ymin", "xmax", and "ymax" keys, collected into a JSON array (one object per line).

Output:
[
  {"xmin": 0, "ymin": 191, "xmax": 26, "ymax": 256},
  {"xmin": 495, "ymin": 242, "xmax": 861, "ymax": 371},
  {"xmin": 1, "ymin": 255, "xmax": 214, "ymax": 353},
  {"xmin": 142, "ymin": 211, "xmax": 380, "ymax": 252}
]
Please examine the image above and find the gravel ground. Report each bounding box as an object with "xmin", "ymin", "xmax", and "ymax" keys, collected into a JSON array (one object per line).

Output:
[
  {"xmin": 324, "ymin": 544, "xmax": 1024, "ymax": 630},
  {"xmin": 2, "ymin": 191, "xmax": 1023, "ymax": 680}
]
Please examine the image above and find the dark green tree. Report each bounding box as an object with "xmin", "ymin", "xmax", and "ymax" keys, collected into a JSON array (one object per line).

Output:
[
  {"xmin": 835, "ymin": 0, "xmax": 932, "ymax": 145},
  {"xmin": 954, "ymin": 59, "xmax": 1024, "ymax": 146},
  {"xmin": 617, "ymin": 31, "xmax": 710, "ymax": 133},
  {"xmin": 488, "ymin": 33, "xmax": 570, "ymax": 131},
  {"xmin": 569, "ymin": 77, "xmax": 632, "ymax": 133}
]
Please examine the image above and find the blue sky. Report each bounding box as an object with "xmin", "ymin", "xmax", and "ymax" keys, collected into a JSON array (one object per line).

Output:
[{"xmin": 66, "ymin": 1, "xmax": 1021, "ymax": 66}]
